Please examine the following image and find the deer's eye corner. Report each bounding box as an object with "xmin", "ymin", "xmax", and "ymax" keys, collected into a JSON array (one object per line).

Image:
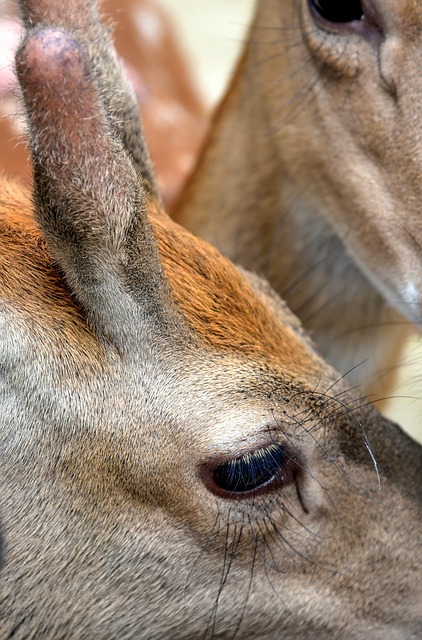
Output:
[
  {"xmin": 201, "ymin": 443, "xmax": 298, "ymax": 500},
  {"xmin": 309, "ymin": 0, "xmax": 365, "ymax": 25}
]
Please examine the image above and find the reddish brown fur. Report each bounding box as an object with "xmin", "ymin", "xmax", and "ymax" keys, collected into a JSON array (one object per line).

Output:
[
  {"xmin": 0, "ymin": 176, "xmax": 317, "ymax": 377},
  {"xmin": 155, "ymin": 212, "xmax": 317, "ymax": 373},
  {"xmin": 0, "ymin": 177, "xmax": 103, "ymax": 360}
]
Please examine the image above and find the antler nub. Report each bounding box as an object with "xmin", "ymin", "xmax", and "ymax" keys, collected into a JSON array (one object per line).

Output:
[
  {"xmin": 16, "ymin": 27, "xmax": 178, "ymax": 349},
  {"xmin": 16, "ymin": 28, "xmax": 137, "ymax": 237},
  {"xmin": 18, "ymin": 0, "xmax": 156, "ymax": 189}
]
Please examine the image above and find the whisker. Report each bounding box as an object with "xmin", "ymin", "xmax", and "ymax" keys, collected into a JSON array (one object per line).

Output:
[{"xmin": 230, "ymin": 517, "xmax": 258, "ymax": 640}]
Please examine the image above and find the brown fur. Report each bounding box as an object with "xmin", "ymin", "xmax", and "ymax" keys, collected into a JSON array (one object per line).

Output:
[
  {"xmin": 0, "ymin": 180, "xmax": 104, "ymax": 361},
  {"xmin": 1, "ymin": 2, "xmax": 421, "ymax": 638},
  {"xmin": 155, "ymin": 213, "xmax": 317, "ymax": 370},
  {"xmin": 175, "ymin": 1, "xmax": 422, "ymax": 401},
  {"xmin": 0, "ymin": 177, "xmax": 315, "ymax": 370}
]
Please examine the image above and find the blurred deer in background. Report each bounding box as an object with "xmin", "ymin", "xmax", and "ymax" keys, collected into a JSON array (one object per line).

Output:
[
  {"xmin": 176, "ymin": 0, "xmax": 422, "ymax": 400},
  {"xmin": 1, "ymin": 0, "xmax": 421, "ymax": 638}
]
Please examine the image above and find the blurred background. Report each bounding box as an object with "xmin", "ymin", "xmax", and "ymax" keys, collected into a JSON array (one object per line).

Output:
[
  {"xmin": 159, "ymin": 0, "xmax": 255, "ymax": 105},
  {"xmin": 0, "ymin": 0, "xmax": 421, "ymax": 443}
]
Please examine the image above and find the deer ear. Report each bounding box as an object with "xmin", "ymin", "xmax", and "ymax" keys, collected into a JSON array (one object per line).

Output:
[{"xmin": 16, "ymin": 28, "xmax": 178, "ymax": 350}]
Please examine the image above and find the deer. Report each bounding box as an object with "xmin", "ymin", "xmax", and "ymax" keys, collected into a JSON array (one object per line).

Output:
[
  {"xmin": 175, "ymin": 0, "xmax": 422, "ymax": 402},
  {"xmin": 1, "ymin": 0, "xmax": 421, "ymax": 638}
]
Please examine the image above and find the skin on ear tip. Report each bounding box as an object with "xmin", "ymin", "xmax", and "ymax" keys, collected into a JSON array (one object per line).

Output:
[
  {"xmin": 16, "ymin": 27, "xmax": 108, "ymax": 155},
  {"xmin": 16, "ymin": 27, "xmax": 101, "ymax": 128},
  {"xmin": 16, "ymin": 28, "xmax": 86, "ymax": 88}
]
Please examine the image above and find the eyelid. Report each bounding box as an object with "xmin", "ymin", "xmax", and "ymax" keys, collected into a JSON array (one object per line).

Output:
[
  {"xmin": 200, "ymin": 406, "xmax": 290, "ymax": 461},
  {"xmin": 200, "ymin": 442, "xmax": 301, "ymax": 500}
]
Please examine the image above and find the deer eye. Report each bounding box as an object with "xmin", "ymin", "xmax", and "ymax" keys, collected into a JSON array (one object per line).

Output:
[
  {"xmin": 209, "ymin": 443, "xmax": 296, "ymax": 498},
  {"xmin": 310, "ymin": 0, "xmax": 364, "ymax": 23}
]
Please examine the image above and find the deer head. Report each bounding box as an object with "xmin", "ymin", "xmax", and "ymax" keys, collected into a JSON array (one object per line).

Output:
[
  {"xmin": 1, "ymin": 1, "xmax": 421, "ymax": 638},
  {"xmin": 176, "ymin": 0, "xmax": 422, "ymax": 398},
  {"xmin": 256, "ymin": 0, "xmax": 422, "ymax": 317}
]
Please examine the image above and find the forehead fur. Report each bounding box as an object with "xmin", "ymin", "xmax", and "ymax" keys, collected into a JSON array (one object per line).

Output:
[
  {"xmin": 0, "ymin": 179, "xmax": 318, "ymax": 377},
  {"xmin": 0, "ymin": 178, "xmax": 102, "ymax": 359},
  {"xmin": 152, "ymin": 210, "xmax": 319, "ymax": 375}
]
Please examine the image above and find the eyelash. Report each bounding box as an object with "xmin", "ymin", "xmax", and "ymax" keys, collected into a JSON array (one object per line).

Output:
[{"xmin": 207, "ymin": 443, "xmax": 297, "ymax": 499}]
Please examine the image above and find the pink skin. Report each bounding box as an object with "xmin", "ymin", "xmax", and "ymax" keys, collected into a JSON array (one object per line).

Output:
[{"xmin": 0, "ymin": 17, "xmax": 147, "ymax": 101}]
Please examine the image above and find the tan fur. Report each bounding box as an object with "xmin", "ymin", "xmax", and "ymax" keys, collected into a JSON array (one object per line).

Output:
[
  {"xmin": 155, "ymin": 213, "xmax": 317, "ymax": 370},
  {"xmin": 0, "ymin": 180, "xmax": 104, "ymax": 362},
  {"xmin": 0, "ymin": 179, "xmax": 315, "ymax": 369},
  {"xmin": 0, "ymin": 0, "xmax": 207, "ymax": 206},
  {"xmin": 175, "ymin": 0, "xmax": 422, "ymax": 401},
  {"xmin": 1, "ymin": 2, "xmax": 421, "ymax": 638}
]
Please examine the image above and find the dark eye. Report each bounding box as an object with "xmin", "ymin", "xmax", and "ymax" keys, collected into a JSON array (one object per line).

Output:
[
  {"xmin": 310, "ymin": 0, "xmax": 364, "ymax": 23},
  {"xmin": 210, "ymin": 443, "xmax": 296, "ymax": 498}
]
